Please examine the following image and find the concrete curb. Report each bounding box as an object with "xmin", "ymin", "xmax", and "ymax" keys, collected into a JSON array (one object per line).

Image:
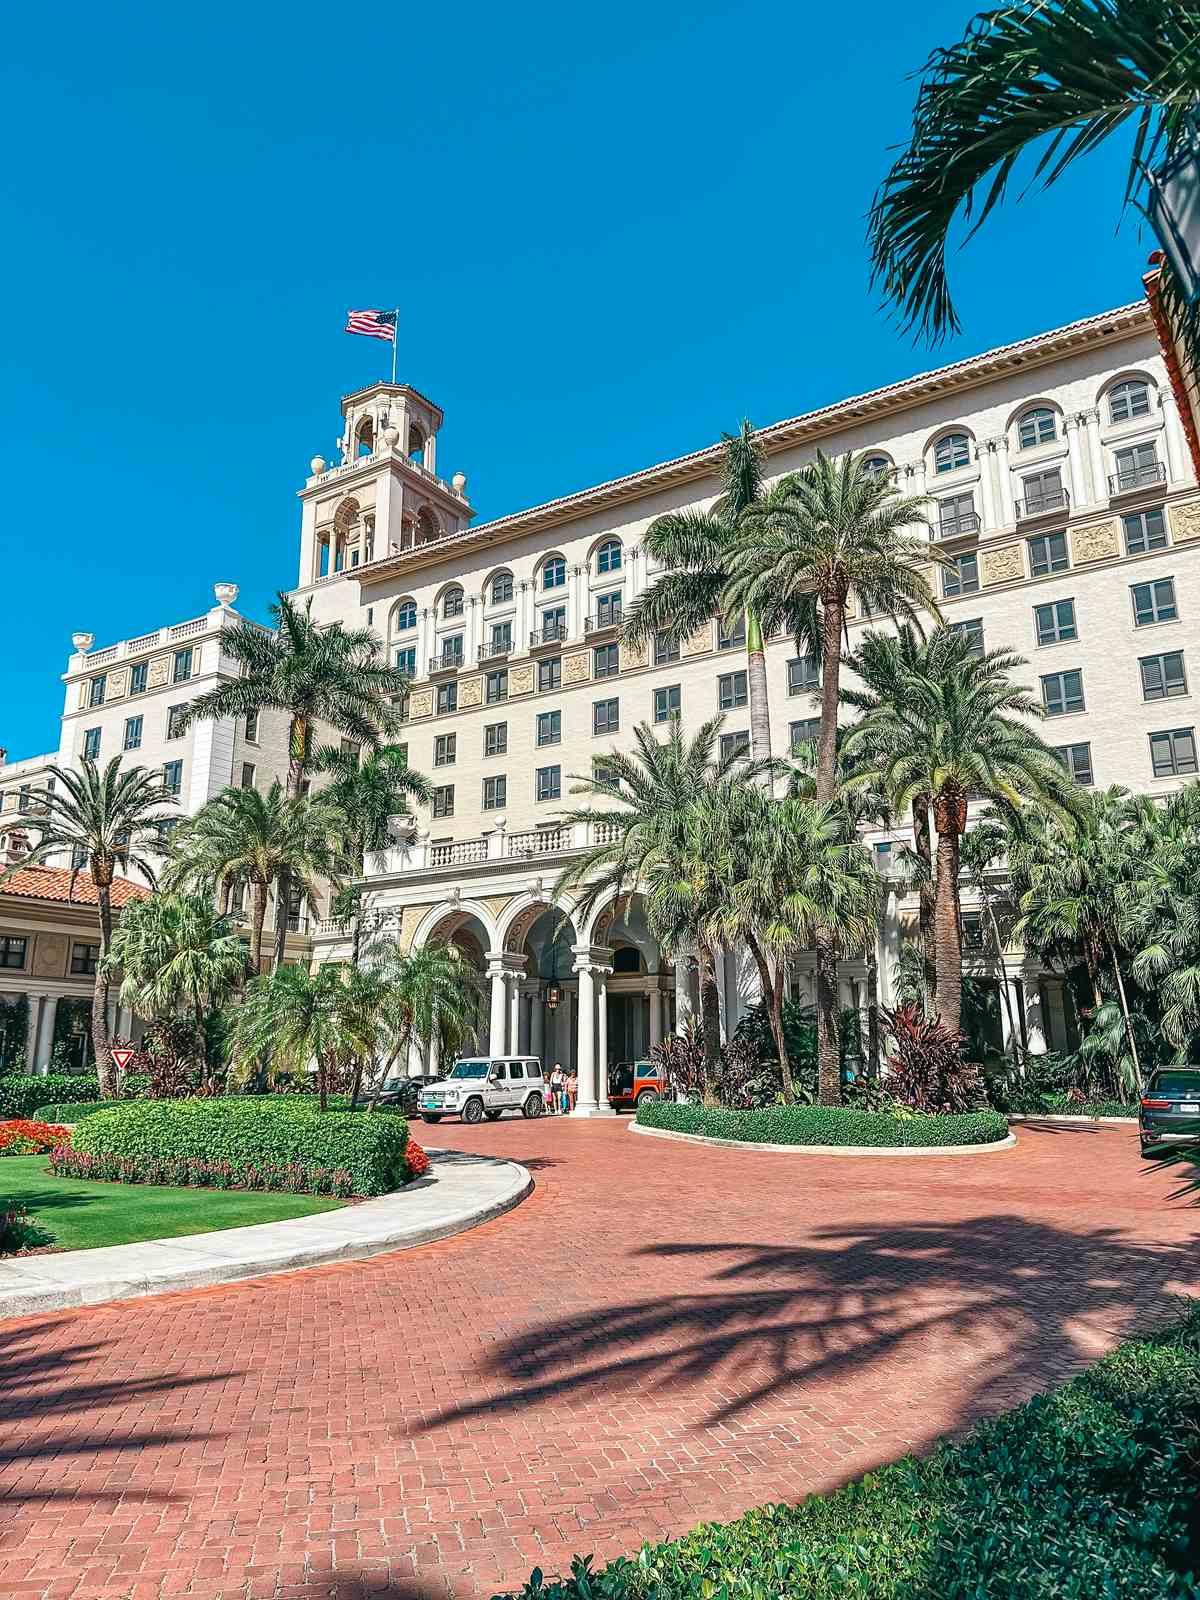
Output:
[
  {"xmin": 1007, "ymin": 1113, "xmax": 1138, "ymax": 1125},
  {"xmin": 630, "ymin": 1120, "xmax": 1017, "ymax": 1157},
  {"xmin": 0, "ymin": 1148, "xmax": 531, "ymax": 1321}
]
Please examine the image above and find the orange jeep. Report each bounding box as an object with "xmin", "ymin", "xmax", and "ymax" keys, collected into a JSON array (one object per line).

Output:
[{"xmin": 607, "ymin": 1059, "xmax": 667, "ymax": 1110}]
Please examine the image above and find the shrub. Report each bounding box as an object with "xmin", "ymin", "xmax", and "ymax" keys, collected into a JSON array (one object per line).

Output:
[
  {"xmin": 49, "ymin": 1146, "xmax": 358, "ymax": 1198},
  {"xmin": 636, "ymin": 1100, "xmax": 1008, "ymax": 1148},
  {"xmin": 0, "ymin": 1204, "xmax": 54, "ymax": 1255},
  {"xmin": 495, "ymin": 1306, "xmax": 1200, "ymax": 1600},
  {"xmin": 882, "ymin": 1003, "xmax": 984, "ymax": 1113},
  {"xmin": 70, "ymin": 1097, "xmax": 408, "ymax": 1196},
  {"xmin": 0, "ymin": 1074, "xmax": 100, "ymax": 1119},
  {"xmin": 0, "ymin": 1119, "xmax": 70, "ymax": 1156},
  {"xmin": 33, "ymin": 1100, "xmax": 126, "ymax": 1124}
]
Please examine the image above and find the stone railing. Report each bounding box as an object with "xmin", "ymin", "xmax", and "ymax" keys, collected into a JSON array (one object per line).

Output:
[{"xmin": 365, "ymin": 817, "xmax": 622, "ymax": 879}]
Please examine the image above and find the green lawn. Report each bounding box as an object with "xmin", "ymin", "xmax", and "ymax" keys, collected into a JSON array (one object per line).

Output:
[{"xmin": 0, "ymin": 1156, "xmax": 345, "ymax": 1251}]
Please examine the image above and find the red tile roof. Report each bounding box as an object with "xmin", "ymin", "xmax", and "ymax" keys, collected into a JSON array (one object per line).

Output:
[{"xmin": 0, "ymin": 865, "xmax": 151, "ymax": 908}]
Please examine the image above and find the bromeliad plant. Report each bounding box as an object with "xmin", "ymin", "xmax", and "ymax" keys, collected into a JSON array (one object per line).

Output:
[{"xmin": 881, "ymin": 1003, "xmax": 983, "ymax": 1114}]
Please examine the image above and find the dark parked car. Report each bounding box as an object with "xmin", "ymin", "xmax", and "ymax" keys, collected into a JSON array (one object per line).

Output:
[
  {"xmin": 1139, "ymin": 1067, "xmax": 1200, "ymax": 1156},
  {"xmin": 374, "ymin": 1074, "xmax": 441, "ymax": 1113}
]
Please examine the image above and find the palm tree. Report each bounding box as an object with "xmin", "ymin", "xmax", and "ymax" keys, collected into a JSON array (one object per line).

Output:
[
  {"xmin": 620, "ymin": 424, "xmax": 783, "ymax": 766},
  {"xmin": 868, "ymin": 0, "xmax": 1200, "ymax": 360},
  {"xmin": 312, "ymin": 743, "xmax": 432, "ymax": 966},
  {"xmin": 228, "ymin": 961, "xmax": 382, "ymax": 1112},
  {"xmin": 958, "ymin": 816, "xmax": 1022, "ymax": 1061},
  {"xmin": 1123, "ymin": 784, "xmax": 1200, "ymax": 1058},
  {"xmin": 0, "ymin": 758, "xmax": 174, "ymax": 1094},
  {"xmin": 844, "ymin": 633, "xmax": 1079, "ymax": 1035},
  {"xmin": 165, "ymin": 783, "xmax": 341, "ymax": 973},
  {"xmin": 181, "ymin": 593, "xmax": 411, "ymax": 965},
  {"xmin": 102, "ymin": 892, "xmax": 246, "ymax": 1085},
  {"xmin": 554, "ymin": 717, "xmax": 776, "ymax": 1092},
  {"xmin": 364, "ymin": 940, "xmax": 482, "ymax": 1108}
]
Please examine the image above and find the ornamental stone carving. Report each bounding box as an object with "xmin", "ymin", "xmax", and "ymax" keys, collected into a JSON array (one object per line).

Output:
[
  {"xmin": 563, "ymin": 650, "xmax": 591, "ymax": 685},
  {"xmin": 1170, "ymin": 499, "xmax": 1200, "ymax": 544},
  {"xmin": 509, "ymin": 663, "xmax": 536, "ymax": 696},
  {"xmin": 147, "ymin": 654, "xmax": 171, "ymax": 689},
  {"xmin": 32, "ymin": 933, "xmax": 68, "ymax": 979},
  {"xmin": 682, "ymin": 622, "xmax": 713, "ymax": 658},
  {"xmin": 1071, "ymin": 518, "xmax": 1120, "ymax": 564},
  {"xmin": 623, "ymin": 638, "xmax": 649, "ymax": 670},
  {"xmin": 980, "ymin": 544, "xmax": 1025, "ymax": 586},
  {"xmin": 458, "ymin": 675, "xmax": 483, "ymax": 709},
  {"xmin": 408, "ymin": 687, "xmax": 434, "ymax": 719},
  {"xmin": 107, "ymin": 666, "xmax": 130, "ymax": 699}
]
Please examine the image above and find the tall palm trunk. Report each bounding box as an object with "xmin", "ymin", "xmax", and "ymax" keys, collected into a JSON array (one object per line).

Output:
[
  {"xmin": 747, "ymin": 935, "xmax": 793, "ymax": 1102},
  {"xmin": 932, "ymin": 794, "xmax": 965, "ymax": 1035},
  {"xmin": 912, "ymin": 796, "xmax": 936, "ymax": 975},
  {"xmin": 816, "ymin": 936, "xmax": 841, "ymax": 1105},
  {"xmin": 92, "ymin": 882, "xmax": 115, "ymax": 1096},
  {"xmin": 865, "ymin": 946, "xmax": 881, "ymax": 1080},
  {"xmin": 274, "ymin": 713, "xmax": 309, "ymax": 970},
  {"xmin": 697, "ymin": 938, "xmax": 722, "ymax": 1102},
  {"xmin": 745, "ymin": 611, "xmax": 773, "ymax": 788},
  {"xmin": 250, "ymin": 882, "xmax": 268, "ymax": 974},
  {"xmin": 814, "ymin": 588, "xmax": 846, "ymax": 1103},
  {"xmin": 1106, "ymin": 939, "xmax": 1143, "ymax": 1087}
]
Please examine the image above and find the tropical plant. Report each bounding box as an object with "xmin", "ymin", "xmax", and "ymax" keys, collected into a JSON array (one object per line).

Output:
[
  {"xmin": 227, "ymin": 961, "xmax": 383, "ymax": 1112},
  {"xmin": 181, "ymin": 593, "xmax": 411, "ymax": 964},
  {"xmin": 1119, "ymin": 783, "xmax": 1200, "ymax": 1059},
  {"xmin": 648, "ymin": 1016, "xmax": 706, "ymax": 1101},
  {"xmin": 845, "ymin": 632, "xmax": 1079, "ymax": 1035},
  {"xmin": 364, "ymin": 940, "xmax": 483, "ymax": 1108},
  {"xmin": 881, "ymin": 1003, "xmax": 983, "ymax": 1113},
  {"xmin": 958, "ymin": 817, "xmax": 1021, "ymax": 1060},
  {"xmin": 164, "ymin": 783, "xmax": 341, "ymax": 972},
  {"xmin": 868, "ymin": 0, "xmax": 1200, "ymax": 366},
  {"xmin": 102, "ymin": 892, "xmax": 246, "ymax": 1054},
  {"xmin": 0, "ymin": 757, "xmax": 174, "ymax": 1094}
]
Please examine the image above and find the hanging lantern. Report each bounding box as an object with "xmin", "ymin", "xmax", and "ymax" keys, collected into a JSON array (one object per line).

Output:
[
  {"xmin": 1147, "ymin": 130, "xmax": 1200, "ymax": 306},
  {"xmin": 544, "ymin": 980, "xmax": 562, "ymax": 1011}
]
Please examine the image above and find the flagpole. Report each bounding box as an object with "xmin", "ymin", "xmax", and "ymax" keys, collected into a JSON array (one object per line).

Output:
[{"xmin": 390, "ymin": 308, "xmax": 399, "ymax": 386}]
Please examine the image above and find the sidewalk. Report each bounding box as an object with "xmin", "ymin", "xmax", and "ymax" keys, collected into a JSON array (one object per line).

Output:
[{"xmin": 0, "ymin": 1148, "xmax": 531, "ymax": 1320}]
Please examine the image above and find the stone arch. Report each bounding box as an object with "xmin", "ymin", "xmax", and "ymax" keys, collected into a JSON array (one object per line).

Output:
[
  {"xmin": 434, "ymin": 580, "xmax": 466, "ymax": 620},
  {"xmin": 408, "ymin": 421, "xmax": 426, "ymax": 462},
  {"xmin": 416, "ymin": 505, "xmax": 441, "ymax": 545},
  {"xmin": 588, "ymin": 534, "xmax": 624, "ymax": 576},
  {"xmin": 484, "ymin": 566, "xmax": 515, "ymax": 606},
  {"xmin": 924, "ymin": 424, "xmax": 976, "ymax": 475},
  {"xmin": 411, "ymin": 899, "xmax": 499, "ymax": 956},
  {"xmin": 1005, "ymin": 397, "xmax": 1064, "ymax": 448},
  {"xmin": 1097, "ymin": 369, "xmax": 1159, "ymax": 425},
  {"xmin": 355, "ymin": 418, "xmax": 374, "ymax": 457},
  {"xmin": 498, "ymin": 891, "xmax": 580, "ymax": 956},
  {"xmin": 389, "ymin": 595, "xmax": 418, "ymax": 636}
]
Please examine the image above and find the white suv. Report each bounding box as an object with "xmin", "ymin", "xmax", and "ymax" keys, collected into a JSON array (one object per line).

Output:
[{"xmin": 418, "ymin": 1057, "xmax": 546, "ymax": 1124}]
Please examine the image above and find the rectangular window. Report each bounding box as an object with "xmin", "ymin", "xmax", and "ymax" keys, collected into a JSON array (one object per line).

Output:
[
  {"xmin": 440, "ymin": 635, "xmax": 464, "ymax": 667},
  {"xmin": 244, "ymin": 710, "xmax": 259, "ymax": 742},
  {"xmin": 593, "ymin": 697, "xmax": 619, "ymax": 735},
  {"xmin": 787, "ymin": 656, "xmax": 819, "ymax": 695},
  {"xmin": 483, "ymin": 775, "xmax": 507, "ymax": 810},
  {"xmin": 654, "ymin": 684, "xmax": 681, "ymax": 723},
  {"xmin": 434, "ymin": 733, "xmax": 457, "ymax": 766},
  {"xmin": 0, "ymin": 936, "xmax": 28, "ymax": 970},
  {"xmin": 1028, "ymin": 532, "xmax": 1069, "ymax": 577},
  {"xmin": 961, "ymin": 912, "xmax": 986, "ymax": 952},
  {"xmin": 595, "ymin": 592, "xmax": 622, "ymax": 628},
  {"xmin": 163, "ymin": 759, "xmax": 183, "ymax": 795},
  {"xmin": 1020, "ymin": 468, "xmax": 1065, "ymax": 515},
  {"xmin": 949, "ymin": 618, "xmax": 985, "ymax": 657},
  {"xmin": 240, "ymin": 762, "xmax": 256, "ymax": 789},
  {"xmin": 937, "ymin": 493, "xmax": 976, "ymax": 536},
  {"xmin": 536, "ymin": 710, "xmax": 561, "ymax": 747},
  {"xmin": 394, "ymin": 646, "xmax": 416, "ymax": 675},
  {"xmin": 1140, "ymin": 651, "xmax": 1187, "ymax": 701},
  {"xmin": 490, "ymin": 621, "xmax": 513, "ymax": 653},
  {"xmin": 89, "ymin": 675, "xmax": 106, "ymax": 707},
  {"xmin": 718, "ymin": 670, "xmax": 748, "ymax": 710},
  {"xmin": 71, "ymin": 844, "xmax": 87, "ymax": 869},
  {"xmin": 1150, "ymin": 727, "xmax": 1198, "ymax": 779},
  {"xmin": 123, "ymin": 715, "xmax": 143, "ymax": 751},
  {"xmin": 536, "ymin": 765, "xmax": 561, "ymax": 802},
  {"xmin": 486, "ymin": 669, "xmax": 509, "ymax": 703},
  {"xmin": 790, "ymin": 717, "xmax": 821, "ymax": 753},
  {"xmin": 432, "ymin": 784, "xmax": 455, "ymax": 818},
  {"xmin": 1040, "ymin": 669, "xmax": 1085, "ymax": 717},
  {"xmin": 70, "ymin": 941, "xmax": 100, "ymax": 976},
  {"xmin": 485, "ymin": 722, "xmax": 507, "ymax": 757},
  {"xmin": 1132, "ymin": 577, "xmax": 1178, "ymax": 626},
  {"xmin": 594, "ymin": 642, "xmax": 620, "ymax": 678},
  {"xmin": 16, "ymin": 785, "xmax": 30, "ymax": 813},
  {"xmin": 395, "ymin": 693, "xmax": 410, "ymax": 724},
  {"xmin": 1034, "ymin": 598, "xmax": 1077, "ymax": 646},
  {"xmin": 719, "ymin": 730, "xmax": 750, "ymax": 763},
  {"xmin": 166, "ymin": 703, "xmax": 188, "ymax": 740},
  {"xmin": 1113, "ymin": 441, "xmax": 1160, "ymax": 491},
  {"xmin": 538, "ymin": 657, "xmax": 562, "ymax": 692},
  {"xmin": 539, "ymin": 605, "xmax": 566, "ymax": 641},
  {"xmin": 1123, "ymin": 507, "xmax": 1168, "ymax": 555},
  {"xmin": 129, "ymin": 661, "xmax": 148, "ymax": 696},
  {"xmin": 173, "ymin": 646, "xmax": 193, "ymax": 683},
  {"xmin": 718, "ymin": 612, "xmax": 747, "ymax": 650},
  {"xmin": 942, "ymin": 551, "xmax": 980, "ymax": 597},
  {"xmin": 653, "ymin": 631, "xmax": 680, "ymax": 665},
  {"xmin": 83, "ymin": 727, "xmax": 101, "ymax": 760},
  {"xmin": 436, "ymin": 682, "xmax": 457, "ymax": 715},
  {"xmin": 1055, "ymin": 742, "xmax": 1094, "ymax": 786}
]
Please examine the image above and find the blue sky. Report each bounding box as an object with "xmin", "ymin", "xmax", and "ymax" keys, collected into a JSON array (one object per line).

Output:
[{"xmin": 0, "ymin": 0, "xmax": 1148, "ymax": 758}]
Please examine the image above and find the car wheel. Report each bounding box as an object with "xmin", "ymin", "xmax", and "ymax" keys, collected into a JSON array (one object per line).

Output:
[
  {"xmin": 523, "ymin": 1094, "xmax": 545, "ymax": 1119},
  {"xmin": 421, "ymin": 1113, "xmax": 443, "ymax": 1124},
  {"xmin": 462, "ymin": 1097, "xmax": 484, "ymax": 1124},
  {"xmin": 484, "ymin": 1108, "xmax": 503, "ymax": 1121},
  {"xmin": 636, "ymin": 1089, "xmax": 660, "ymax": 1106}
]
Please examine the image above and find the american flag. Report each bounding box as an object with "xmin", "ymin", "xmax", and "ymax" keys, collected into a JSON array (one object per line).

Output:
[{"xmin": 345, "ymin": 308, "xmax": 397, "ymax": 342}]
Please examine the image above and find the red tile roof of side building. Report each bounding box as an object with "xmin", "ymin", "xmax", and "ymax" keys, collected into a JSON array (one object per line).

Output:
[{"xmin": 0, "ymin": 866, "xmax": 151, "ymax": 908}]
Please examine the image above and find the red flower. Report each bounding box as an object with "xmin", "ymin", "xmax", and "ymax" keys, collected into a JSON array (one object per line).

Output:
[
  {"xmin": 0, "ymin": 1120, "xmax": 71, "ymax": 1155},
  {"xmin": 405, "ymin": 1139, "xmax": 430, "ymax": 1179}
]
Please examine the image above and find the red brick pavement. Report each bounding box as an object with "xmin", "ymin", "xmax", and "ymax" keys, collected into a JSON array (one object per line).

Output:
[{"xmin": 1, "ymin": 1119, "xmax": 1197, "ymax": 1600}]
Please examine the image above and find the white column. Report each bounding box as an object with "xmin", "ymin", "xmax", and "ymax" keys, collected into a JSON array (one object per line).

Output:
[
  {"xmin": 518, "ymin": 580, "xmax": 531, "ymax": 648},
  {"xmin": 508, "ymin": 976, "xmax": 521, "ymax": 1056},
  {"xmin": 573, "ymin": 960, "xmax": 597, "ymax": 1113},
  {"xmin": 36, "ymin": 996, "xmax": 59, "ymax": 1073},
  {"xmin": 1064, "ymin": 413, "xmax": 1089, "ymax": 507},
  {"xmin": 596, "ymin": 974, "xmax": 609, "ymax": 1101},
  {"xmin": 1083, "ymin": 409, "xmax": 1106, "ymax": 502},
  {"xmin": 24, "ymin": 995, "xmax": 43, "ymax": 1075},
  {"xmin": 407, "ymin": 1035, "xmax": 425, "ymax": 1077},
  {"xmin": 976, "ymin": 441, "xmax": 996, "ymax": 530},
  {"xmin": 466, "ymin": 597, "xmax": 479, "ymax": 664},
  {"xmin": 570, "ymin": 565, "xmax": 585, "ymax": 637},
  {"xmin": 674, "ymin": 953, "xmax": 695, "ymax": 1032},
  {"xmin": 649, "ymin": 988, "xmax": 663, "ymax": 1049},
  {"xmin": 1161, "ymin": 389, "xmax": 1187, "ymax": 483},
  {"xmin": 428, "ymin": 1031, "xmax": 441, "ymax": 1080},
  {"xmin": 487, "ymin": 958, "xmax": 507, "ymax": 1055},
  {"xmin": 994, "ymin": 435, "xmax": 1015, "ymax": 525},
  {"xmin": 1024, "ymin": 971, "xmax": 1047, "ymax": 1056}
]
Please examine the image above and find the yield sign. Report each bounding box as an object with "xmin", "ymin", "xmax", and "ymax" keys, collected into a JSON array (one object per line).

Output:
[{"xmin": 110, "ymin": 1048, "xmax": 136, "ymax": 1071}]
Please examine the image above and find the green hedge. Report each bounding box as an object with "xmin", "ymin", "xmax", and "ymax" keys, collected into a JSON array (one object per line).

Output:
[
  {"xmin": 0, "ymin": 1074, "xmax": 101, "ymax": 1119},
  {"xmin": 497, "ymin": 1306, "xmax": 1200, "ymax": 1600},
  {"xmin": 637, "ymin": 1100, "xmax": 1009, "ymax": 1148},
  {"xmin": 71, "ymin": 1097, "xmax": 409, "ymax": 1196},
  {"xmin": 33, "ymin": 1099, "xmax": 146, "ymax": 1124}
]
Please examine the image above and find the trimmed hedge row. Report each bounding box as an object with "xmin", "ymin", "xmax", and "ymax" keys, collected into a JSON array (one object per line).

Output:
[
  {"xmin": 0, "ymin": 1074, "xmax": 100, "ymax": 1118},
  {"xmin": 637, "ymin": 1100, "xmax": 1010, "ymax": 1148},
  {"xmin": 71, "ymin": 1097, "xmax": 409, "ymax": 1196},
  {"xmin": 497, "ymin": 1306, "xmax": 1200, "ymax": 1600},
  {"xmin": 34, "ymin": 1099, "xmax": 141, "ymax": 1123}
]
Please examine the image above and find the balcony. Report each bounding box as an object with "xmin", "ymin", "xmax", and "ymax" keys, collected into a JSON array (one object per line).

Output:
[
  {"xmin": 529, "ymin": 623, "xmax": 568, "ymax": 649},
  {"xmin": 936, "ymin": 511, "xmax": 981, "ymax": 538},
  {"xmin": 360, "ymin": 816, "xmax": 626, "ymax": 881},
  {"xmin": 584, "ymin": 613, "xmax": 622, "ymax": 636},
  {"xmin": 1015, "ymin": 486, "xmax": 1070, "ymax": 522},
  {"xmin": 477, "ymin": 638, "xmax": 513, "ymax": 661},
  {"xmin": 1109, "ymin": 460, "xmax": 1167, "ymax": 495},
  {"xmin": 428, "ymin": 652, "xmax": 463, "ymax": 675}
]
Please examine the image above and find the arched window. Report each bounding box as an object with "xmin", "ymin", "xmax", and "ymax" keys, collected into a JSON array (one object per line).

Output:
[
  {"xmin": 394, "ymin": 599, "xmax": 417, "ymax": 633},
  {"xmin": 542, "ymin": 556, "xmax": 567, "ymax": 590},
  {"xmin": 933, "ymin": 432, "xmax": 971, "ymax": 474},
  {"xmin": 862, "ymin": 454, "xmax": 891, "ymax": 478},
  {"xmin": 442, "ymin": 586, "xmax": 464, "ymax": 619},
  {"xmin": 356, "ymin": 418, "xmax": 374, "ymax": 457},
  {"xmin": 408, "ymin": 424, "xmax": 426, "ymax": 463},
  {"xmin": 1017, "ymin": 407, "xmax": 1057, "ymax": 450},
  {"xmin": 611, "ymin": 945, "xmax": 642, "ymax": 974},
  {"xmin": 1109, "ymin": 379, "xmax": 1151, "ymax": 425},
  {"xmin": 416, "ymin": 507, "xmax": 440, "ymax": 544},
  {"xmin": 595, "ymin": 538, "xmax": 622, "ymax": 575},
  {"xmin": 491, "ymin": 572, "xmax": 513, "ymax": 605}
]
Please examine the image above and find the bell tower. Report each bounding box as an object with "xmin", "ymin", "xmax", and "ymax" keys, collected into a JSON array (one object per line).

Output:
[{"xmin": 296, "ymin": 382, "xmax": 473, "ymax": 590}]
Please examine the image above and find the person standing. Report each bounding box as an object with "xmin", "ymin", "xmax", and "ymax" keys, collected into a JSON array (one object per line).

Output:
[
  {"xmin": 566, "ymin": 1067, "xmax": 578, "ymax": 1113},
  {"xmin": 550, "ymin": 1062, "xmax": 565, "ymax": 1115}
]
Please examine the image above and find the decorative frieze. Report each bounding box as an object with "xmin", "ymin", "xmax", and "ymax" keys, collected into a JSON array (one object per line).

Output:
[
  {"xmin": 147, "ymin": 654, "xmax": 171, "ymax": 689},
  {"xmin": 408, "ymin": 687, "xmax": 434, "ymax": 720},
  {"xmin": 107, "ymin": 666, "xmax": 130, "ymax": 699},
  {"xmin": 623, "ymin": 638, "xmax": 649, "ymax": 670},
  {"xmin": 509, "ymin": 663, "xmax": 536, "ymax": 696},
  {"xmin": 980, "ymin": 544, "xmax": 1025, "ymax": 586},
  {"xmin": 1071, "ymin": 518, "xmax": 1120, "ymax": 564},
  {"xmin": 682, "ymin": 623, "xmax": 713, "ymax": 658},
  {"xmin": 1170, "ymin": 499, "xmax": 1200, "ymax": 544},
  {"xmin": 458, "ymin": 675, "xmax": 483, "ymax": 709},
  {"xmin": 563, "ymin": 650, "xmax": 591, "ymax": 685},
  {"xmin": 32, "ymin": 933, "xmax": 68, "ymax": 979}
]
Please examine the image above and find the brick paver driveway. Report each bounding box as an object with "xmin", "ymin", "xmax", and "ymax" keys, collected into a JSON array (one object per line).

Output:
[{"xmin": 2, "ymin": 1119, "xmax": 1197, "ymax": 1599}]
